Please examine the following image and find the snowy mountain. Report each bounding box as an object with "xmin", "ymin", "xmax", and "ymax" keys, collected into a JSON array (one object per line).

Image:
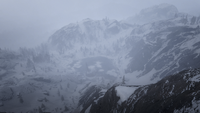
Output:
[
  {"xmin": 125, "ymin": 16, "xmax": 200, "ymax": 82},
  {"xmin": 1, "ymin": 3, "xmax": 200, "ymax": 113},
  {"xmin": 124, "ymin": 3, "xmax": 179, "ymax": 25},
  {"xmin": 48, "ymin": 8, "xmax": 200, "ymax": 85},
  {"xmin": 81, "ymin": 68, "xmax": 200, "ymax": 113},
  {"xmin": 48, "ymin": 18, "xmax": 133, "ymax": 56}
]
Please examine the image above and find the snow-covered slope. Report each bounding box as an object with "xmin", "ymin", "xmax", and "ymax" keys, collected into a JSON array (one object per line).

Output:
[
  {"xmin": 48, "ymin": 9, "xmax": 200, "ymax": 85},
  {"xmin": 81, "ymin": 68, "xmax": 200, "ymax": 113},
  {"xmin": 1, "ymin": 3, "xmax": 200, "ymax": 113},
  {"xmin": 48, "ymin": 18, "xmax": 133, "ymax": 57},
  {"xmin": 125, "ymin": 17, "xmax": 200, "ymax": 84}
]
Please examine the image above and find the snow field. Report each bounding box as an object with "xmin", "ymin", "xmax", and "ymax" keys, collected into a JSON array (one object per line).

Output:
[{"xmin": 115, "ymin": 86, "xmax": 138, "ymax": 105}]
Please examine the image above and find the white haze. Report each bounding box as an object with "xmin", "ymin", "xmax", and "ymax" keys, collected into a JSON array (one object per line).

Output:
[{"xmin": 0, "ymin": 0, "xmax": 200, "ymax": 50}]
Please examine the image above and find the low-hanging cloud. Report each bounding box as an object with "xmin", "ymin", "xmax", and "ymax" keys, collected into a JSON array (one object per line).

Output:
[{"xmin": 0, "ymin": 0, "xmax": 199, "ymax": 50}]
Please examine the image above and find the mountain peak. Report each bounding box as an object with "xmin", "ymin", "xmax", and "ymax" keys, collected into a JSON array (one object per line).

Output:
[
  {"xmin": 140, "ymin": 3, "xmax": 178, "ymax": 15},
  {"xmin": 125, "ymin": 3, "xmax": 178, "ymax": 25}
]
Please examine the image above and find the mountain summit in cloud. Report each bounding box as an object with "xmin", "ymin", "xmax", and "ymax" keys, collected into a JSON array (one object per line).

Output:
[
  {"xmin": 125, "ymin": 3, "xmax": 178, "ymax": 25},
  {"xmin": 1, "ymin": 3, "xmax": 200, "ymax": 113}
]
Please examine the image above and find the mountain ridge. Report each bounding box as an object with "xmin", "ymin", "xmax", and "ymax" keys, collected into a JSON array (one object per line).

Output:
[
  {"xmin": 80, "ymin": 68, "xmax": 200, "ymax": 113},
  {"xmin": 1, "ymin": 3, "xmax": 200, "ymax": 113}
]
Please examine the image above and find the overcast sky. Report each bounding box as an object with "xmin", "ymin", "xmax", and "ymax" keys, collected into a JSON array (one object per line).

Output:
[{"xmin": 0, "ymin": 0, "xmax": 200, "ymax": 50}]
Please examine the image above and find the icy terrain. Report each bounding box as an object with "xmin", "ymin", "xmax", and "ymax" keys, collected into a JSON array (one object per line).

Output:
[{"xmin": 1, "ymin": 3, "xmax": 200, "ymax": 113}]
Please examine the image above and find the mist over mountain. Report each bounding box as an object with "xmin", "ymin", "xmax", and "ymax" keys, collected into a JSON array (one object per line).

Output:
[
  {"xmin": 124, "ymin": 3, "xmax": 179, "ymax": 25},
  {"xmin": 1, "ymin": 3, "xmax": 200, "ymax": 113}
]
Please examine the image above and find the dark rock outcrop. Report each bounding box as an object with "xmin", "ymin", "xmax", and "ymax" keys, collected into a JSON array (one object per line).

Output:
[{"xmin": 81, "ymin": 68, "xmax": 200, "ymax": 113}]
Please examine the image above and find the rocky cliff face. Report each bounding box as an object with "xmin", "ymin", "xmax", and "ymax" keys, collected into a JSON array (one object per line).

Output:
[
  {"xmin": 80, "ymin": 68, "xmax": 200, "ymax": 113},
  {"xmin": 126, "ymin": 20, "xmax": 200, "ymax": 80},
  {"xmin": 1, "ymin": 3, "xmax": 200, "ymax": 113},
  {"xmin": 48, "ymin": 10, "xmax": 200, "ymax": 84},
  {"xmin": 48, "ymin": 18, "xmax": 133, "ymax": 56}
]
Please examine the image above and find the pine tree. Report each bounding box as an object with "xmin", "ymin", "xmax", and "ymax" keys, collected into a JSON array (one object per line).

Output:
[
  {"xmin": 122, "ymin": 75, "xmax": 125, "ymax": 84},
  {"xmin": 67, "ymin": 83, "xmax": 70, "ymax": 88}
]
